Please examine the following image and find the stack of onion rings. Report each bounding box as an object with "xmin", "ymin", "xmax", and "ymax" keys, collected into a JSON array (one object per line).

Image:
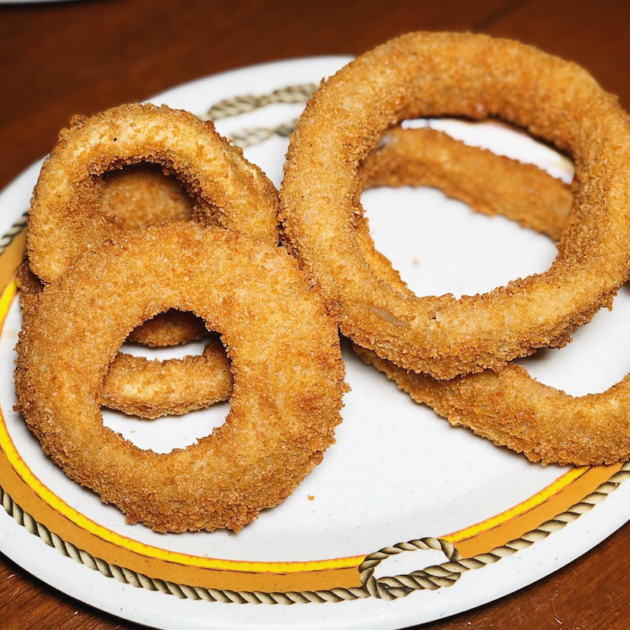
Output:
[
  {"xmin": 25, "ymin": 103, "xmax": 280, "ymax": 418},
  {"xmin": 21, "ymin": 124, "xmax": 571, "ymax": 420},
  {"xmin": 281, "ymin": 32, "xmax": 630, "ymax": 380},
  {"xmin": 15, "ymin": 224, "xmax": 346, "ymax": 533}
]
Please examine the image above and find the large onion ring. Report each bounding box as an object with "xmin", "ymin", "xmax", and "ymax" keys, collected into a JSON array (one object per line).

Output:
[
  {"xmin": 16, "ymin": 261, "xmax": 230, "ymax": 418},
  {"xmin": 355, "ymin": 131, "xmax": 629, "ymax": 465},
  {"xmin": 281, "ymin": 32, "xmax": 630, "ymax": 379},
  {"xmin": 354, "ymin": 130, "xmax": 629, "ymax": 465},
  {"xmin": 15, "ymin": 224, "xmax": 346, "ymax": 533}
]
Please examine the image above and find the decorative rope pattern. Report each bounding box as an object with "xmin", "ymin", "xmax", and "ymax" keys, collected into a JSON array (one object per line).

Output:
[
  {"xmin": 229, "ymin": 120, "xmax": 297, "ymax": 149},
  {"xmin": 2, "ymin": 461, "xmax": 628, "ymax": 604},
  {"xmin": 2, "ymin": 84, "xmax": 629, "ymax": 604},
  {"xmin": 201, "ymin": 83, "xmax": 317, "ymax": 121}
]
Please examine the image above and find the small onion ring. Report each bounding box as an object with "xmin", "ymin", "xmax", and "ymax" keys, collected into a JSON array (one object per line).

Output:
[
  {"xmin": 28, "ymin": 103, "xmax": 280, "ymax": 284},
  {"xmin": 15, "ymin": 224, "xmax": 346, "ymax": 533},
  {"xmin": 281, "ymin": 32, "xmax": 630, "ymax": 379},
  {"xmin": 16, "ymin": 262, "xmax": 230, "ymax": 419}
]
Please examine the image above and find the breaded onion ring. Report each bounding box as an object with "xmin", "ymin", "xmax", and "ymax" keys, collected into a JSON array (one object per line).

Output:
[
  {"xmin": 15, "ymin": 224, "xmax": 346, "ymax": 533},
  {"xmin": 28, "ymin": 103, "xmax": 279, "ymax": 283},
  {"xmin": 354, "ymin": 131, "xmax": 628, "ymax": 466},
  {"xmin": 355, "ymin": 346, "xmax": 630, "ymax": 466},
  {"xmin": 25, "ymin": 103, "xmax": 280, "ymax": 418},
  {"xmin": 101, "ymin": 163, "xmax": 193, "ymax": 230},
  {"xmin": 100, "ymin": 338, "xmax": 232, "ymax": 419},
  {"xmin": 125, "ymin": 308, "xmax": 207, "ymax": 348},
  {"xmin": 282, "ymin": 32, "xmax": 630, "ymax": 379}
]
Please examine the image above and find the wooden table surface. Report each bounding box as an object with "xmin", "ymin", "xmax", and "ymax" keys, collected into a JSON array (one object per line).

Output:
[{"xmin": 1, "ymin": 1, "xmax": 629, "ymax": 628}]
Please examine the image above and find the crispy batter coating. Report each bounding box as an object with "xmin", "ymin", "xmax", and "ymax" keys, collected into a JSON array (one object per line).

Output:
[
  {"xmin": 28, "ymin": 103, "xmax": 280, "ymax": 284},
  {"xmin": 281, "ymin": 32, "xmax": 630, "ymax": 379},
  {"xmin": 15, "ymin": 225, "xmax": 346, "ymax": 533},
  {"xmin": 355, "ymin": 346, "xmax": 630, "ymax": 465},
  {"xmin": 354, "ymin": 130, "xmax": 628, "ymax": 466},
  {"xmin": 17, "ymin": 126, "xmax": 569, "ymax": 419},
  {"xmin": 101, "ymin": 163, "xmax": 193, "ymax": 230},
  {"xmin": 126, "ymin": 309, "xmax": 207, "ymax": 347},
  {"xmin": 17, "ymin": 262, "xmax": 230, "ymax": 418}
]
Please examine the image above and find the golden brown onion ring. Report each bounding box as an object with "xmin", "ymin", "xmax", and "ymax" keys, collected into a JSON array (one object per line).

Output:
[
  {"xmin": 28, "ymin": 103, "xmax": 279, "ymax": 284},
  {"xmin": 15, "ymin": 224, "xmax": 346, "ymax": 533},
  {"xmin": 16, "ymin": 262, "xmax": 230, "ymax": 419},
  {"xmin": 282, "ymin": 32, "xmax": 630, "ymax": 379},
  {"xmin": 360, "ymin": 126, "xmax": 571, "ymax": 242},
  {"xmin": 101, "ymin": 338, "xmax": 232, "ymax": 419},
  {"xmin": 24, "ymin": 104, "xmax": 280, "ymax": 417},
  {"xmin": 355, "ymin": 346, "xmax": 630, "ymax": 466},
  {"xmin": 101, "ymin": 163, "xmax": 193, "ymax": 230}
]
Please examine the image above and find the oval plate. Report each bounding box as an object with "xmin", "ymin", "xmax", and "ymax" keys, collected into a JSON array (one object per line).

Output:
[{"xmin": 0, "ymin": 57, "xmax": 628, "ymax": 630}]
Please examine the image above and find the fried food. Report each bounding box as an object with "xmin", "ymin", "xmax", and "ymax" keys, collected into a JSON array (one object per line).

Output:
[
  {"xmin": 23, "ymin": 103, "xmax": 281, "ymax": 417},
  {"xmin": 354, "ymin": 129, "xmax": 628, "ymax": 466},
  {"xmin": 101, "ymin": 337, "xmax": 232, "ymax": 419},
  {"xmin": 18, "ymin": 260, "xmax": 227, "ymax": 418},
  {"xmin": 15, "ymin": 224, "xmax": 346, "ymax": 533},
  {"xmin": 28, "ymin": 103, "xmax": 279, "ymax": 284},
  {"xmin": 355, "ymin": 347, "xmax": 630, "ymax": 466},
  {"xmin": 101, "ymin": 163, "xmax": 193, "ymax": 230},
  {"xmin": 281, "ymin": 32, "xmax": 630, "ymax": 379},
  {"xmin": 19, "ymin": 125, "xmax": 568, "ymax": 419},
  {"xmin": 126, "ymin": 308, "xmax": 207, "ymax": 348}
]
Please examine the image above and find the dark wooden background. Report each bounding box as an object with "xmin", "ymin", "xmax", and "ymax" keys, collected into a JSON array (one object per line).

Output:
[{"xmin": 1, "ymin": 0, "xmax": 629, "ymax": 628}]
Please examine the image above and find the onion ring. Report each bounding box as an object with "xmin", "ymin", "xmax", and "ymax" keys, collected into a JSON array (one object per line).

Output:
[
  {"xmin": 16, "ymin": 262, "xmax": 231, "ymax": 419},
  {"xmin": 355, "ymin": 346, "xmax": 630, "ymax": 465},
  {"xmin": 28, "ymin": 103, "xmax": 279, "ymax": 283},
  {"xmin": 101, "ymin": 163, "xmax": 193, "ymax": 230},
  {"xmin": 360, "ymin": 127, "xmax": 571, "ymax": 242},
  {"xmin": 15, "ymin": 224, "xmax": 346, "ymax": 533},
  {"xmin": 281, "ymin": 32, "xmax": 630, "ymax": 379},
  {"xmin": 125, "ymin": 309, "xmax": 207, "ymax": 348}
]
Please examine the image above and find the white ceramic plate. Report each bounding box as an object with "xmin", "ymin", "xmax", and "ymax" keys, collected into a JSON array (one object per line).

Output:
[{"xmin": 0, "ymin": 57, "xmax": 628, "ymax": 630}]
